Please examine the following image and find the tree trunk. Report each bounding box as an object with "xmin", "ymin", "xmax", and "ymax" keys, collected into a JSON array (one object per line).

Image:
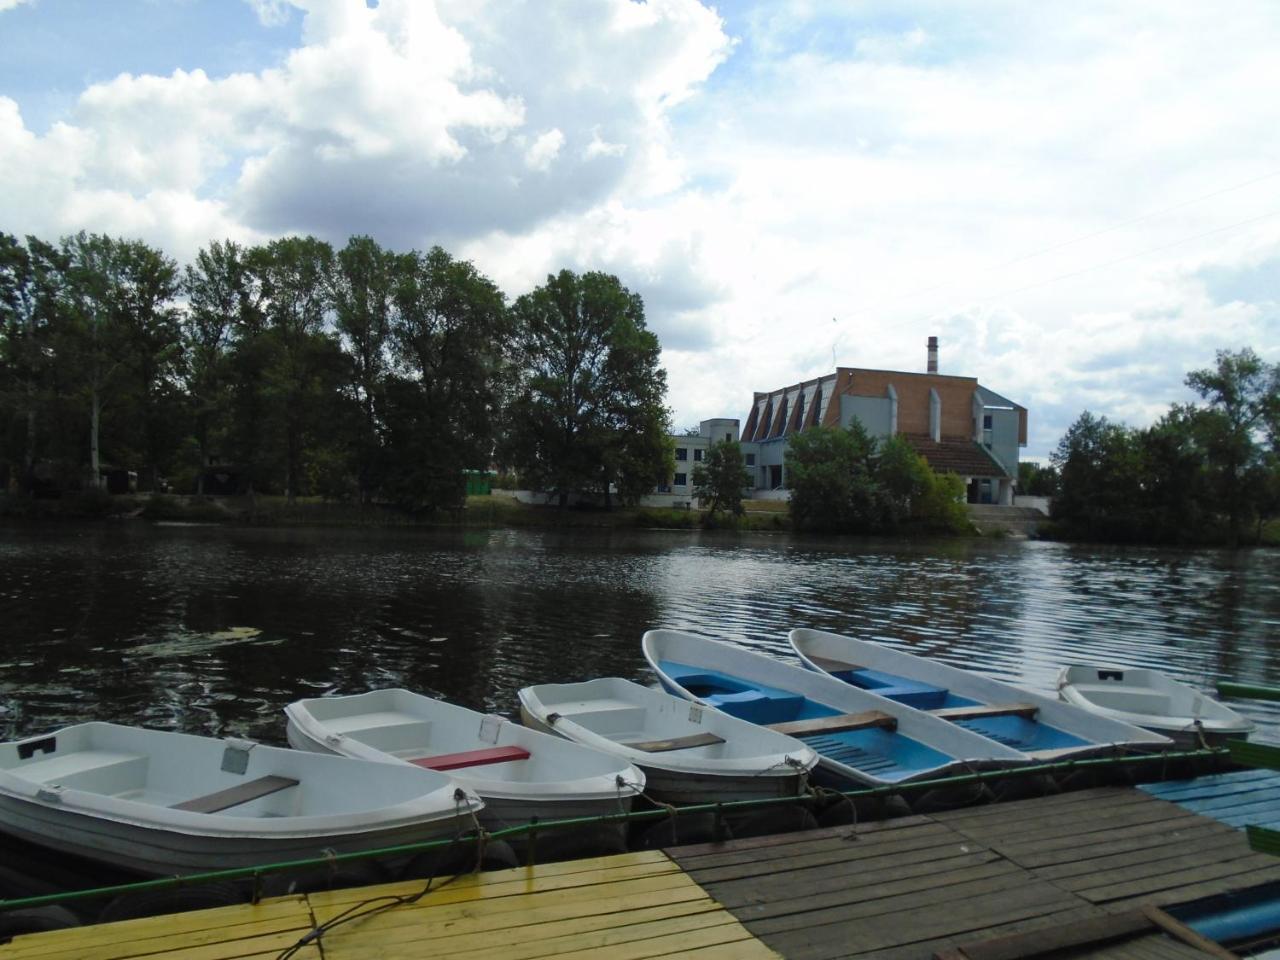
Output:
[
  {"xmin": 22, "ymin": 404, "xmax": 35, "ymax": 495},
  {"xmin": 89, "ymin": 387, "xmax": 101, "ymax": 489}
]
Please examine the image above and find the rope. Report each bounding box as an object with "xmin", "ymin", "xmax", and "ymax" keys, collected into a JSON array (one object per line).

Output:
[{"xmin": 275, "ymin": 789, "xmax": 484, "ymax": 960}]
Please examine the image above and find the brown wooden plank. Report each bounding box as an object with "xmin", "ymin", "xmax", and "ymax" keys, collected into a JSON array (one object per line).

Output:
[
  {"xmin": 1117, "ymin": 864, "xmax": 1280, "ymax": 911},
  {"xmin": 677, "ymin": 821, "xmax": 960, "ymax": 876},
  {"xmin": 930, "ymin": 703, "xmax": 1038, "ymax": 722},
  {"xmin": 994, "ymin": 813, "xmax": 1227, "ymax": 866},
  {"xmin": 934, "ymin": 788, "xmax": 1153, "ymax": 829},
  {"xmin": 710, "ymin": 855, "xmax": 1008, "ymax": 921},
  {"xmin": 960, "ymin": 799, "xmax": 1202, "ymax": 849},
  {"xmin": 1032, "ymin": 827, "xmax": 1255, "ymax": 882},
  {"xmin": 171, "ymin": 774, "xmax": 299, "ymax": 813},
  {"xmin": 692, "ymin": 829, "xmax": 983, "ymax": 889},
  {"xmin": 867, "ymin": 904, "xmax": 1109, "ymax": 960},
  {"xmin": 621, "ymin": 732, "xmax": 727, "ymax": 753},
  {"xmin": 1009, "ymin": 820, "xmax": 1231, "ymax": 871},
  {"xmin": 767, "ymin": 710, "xmax": 897, "ymax": 737},
  {"xmin": 1077, "ymin": 853, "xmax": 1280, "ymax": 903},
  {"xmin": 942, "ymin": 909, "xmax": 1152, "ymax": 960},
  {"xmin": 669, "ymin": 815, "xmax": 934, "ymax": 863}
]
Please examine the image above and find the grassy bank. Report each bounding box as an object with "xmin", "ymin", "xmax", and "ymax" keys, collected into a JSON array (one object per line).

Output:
[{"xmin": 0, "ymin": 491, "xmax": 795, "ymax": 532}]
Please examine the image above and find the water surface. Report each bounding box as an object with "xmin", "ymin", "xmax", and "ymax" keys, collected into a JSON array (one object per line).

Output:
[{"xmin": 1, "ymin": 523, "xmax": 1277, "ymax": 742}]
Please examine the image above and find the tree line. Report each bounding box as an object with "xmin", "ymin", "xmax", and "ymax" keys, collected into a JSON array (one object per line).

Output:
[
  {"xmin": 0, "ymin": 231, "xmax": 673, "ymax": 510},
  {"xmin": 1044, "ymin": 348, "xmax": 1279, "ymax": 546}
]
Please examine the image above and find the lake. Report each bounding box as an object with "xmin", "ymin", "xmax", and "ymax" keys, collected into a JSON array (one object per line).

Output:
[{"xmin": 1, "ymin": 523, "xmax": 1278, "ymax": 743}]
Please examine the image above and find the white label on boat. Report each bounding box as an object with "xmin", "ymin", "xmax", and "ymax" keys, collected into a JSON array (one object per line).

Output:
[
  {"xmin": 479, "ymin": 714, "xmax": 504, "ymax": 744},
  {"xmin": 689, "ymin": 705, "xmax": 703, "ymax": 724}
]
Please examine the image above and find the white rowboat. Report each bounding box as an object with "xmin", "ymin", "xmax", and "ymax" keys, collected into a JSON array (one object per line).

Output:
[
  {"xmin": 519, "ymin": 677, "xmax": 820, "ymax": 804},
  {"xmin": 1057, "ymin": 665, "xmax": 1254, "ymax": 746},
  {"xmin": 285, "ymin": 689, "xmax": 643, "ymax": 850},
  {"xmin": 0, "ymin": 722, "xmax": 482, "ymax": 876},
  {"xmin": 642, "ymin": 629, "xmax": 1030, "ymax": 788},
  {"xmin": 791, "ymin": 628, "xmax": 1171, "ymax": 760}
]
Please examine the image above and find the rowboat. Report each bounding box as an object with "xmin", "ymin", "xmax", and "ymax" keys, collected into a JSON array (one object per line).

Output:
[
  {"xmin": 518, "ymin": 677, "xmax": 820, "ymax": 804},
  {"xmin": 1058, "ymin": 665, "xmax": 1254, "ymax": 747},
  {"xmin": 0, "ymin": 722, "xmax": 483, "ymax": 876},
  {"xmin": 641, "ymin": 630, "xmax": 1030, "ymax": 788},
  {"xmin": 285, "ymin": 689, "xmax": 643, "ymax": 853},
  {"xmin": 790, "ymin": 629, "xmax": 1172, "ymax": 760}
]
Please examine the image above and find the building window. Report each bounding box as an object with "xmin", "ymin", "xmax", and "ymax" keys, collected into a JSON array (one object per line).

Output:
[
  {"xmin": 725, "ymin": 433, "xmax": 732, "ymax": 442},
  {"xmin": 983, "ymin": 414, "xmax": 993, "ymax": 429},
  {"xmin": 673, "ymin": 472, "xmax": 687, "ymax": 487},
  {"xmin": 694, "ymin": 449, "xmax": 704, "ymax": 462},
  {"xmin": 675, "ymin": 448, "xmax": 688, "ymax": 461},
  {"xmin": 745, "ymin": 454, "xmax": 756, "ymax": 466}
]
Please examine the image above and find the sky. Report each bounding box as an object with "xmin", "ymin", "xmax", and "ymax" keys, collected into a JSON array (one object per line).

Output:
[{"xmin": 1, "ymin": 0, "xmax": 1277, "ymax": 459}]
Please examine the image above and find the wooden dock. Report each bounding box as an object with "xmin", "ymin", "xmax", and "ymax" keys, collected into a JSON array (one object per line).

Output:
[
  {"xmin": 669, "ymin": 785, "xmax": 1280, "ymax": 958},
  {"xmin": 5, "ymin": 785, "xmax": 1280, "ymax": 959},
  {"xmin": 0, "ymin": 850, "xmax": 778, "ymax": 960}
]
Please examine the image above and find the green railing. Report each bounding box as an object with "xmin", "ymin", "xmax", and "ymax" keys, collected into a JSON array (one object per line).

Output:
[
  {"xmin": 0, "ymin": 746, "xmax": 1225, "ymax": 915},
  {"xmin": 1217, "ymin": 681, "xmax": 1280, "ymax": 703}
]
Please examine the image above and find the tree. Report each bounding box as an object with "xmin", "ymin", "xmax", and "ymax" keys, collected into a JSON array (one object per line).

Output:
[
  {"xmin": 787, "ymin": 423, "xmax": 885, "ymax": 532},
  {"xmin": 330, "ymin": 236, "xmax": 400, "ymax": 505},
  {"xmin": 0, "ymin": 234, "xmax": 63, "ymax": 492},
  {"xmin": 249, "ymin": 237, "xmax": 338, "ymax": 502},
  {"xmin": 1017, "ymin": 461, "xmax": 1058, "ymax": 497},
  {"xmin": 505, "ymin": 270, "xmax": 671, "ymax": 507},
  {"xmin": 386, "ymin": 246, "xmax": 509, "ymax": 510},
  {"xmin": 1185, "ymin": 348, "xmax": 1279, "ymax": 546},
  {"xmin": 1050, "ymin": 411, "xmax": 1144, "ymax": 541},
  {"xmin": 692, "ymin": 439, "xmax": 750, "ymax": 515},
  {"xmin": 184, "ymin": 240, "xmax": 254, "ymax": 492}
]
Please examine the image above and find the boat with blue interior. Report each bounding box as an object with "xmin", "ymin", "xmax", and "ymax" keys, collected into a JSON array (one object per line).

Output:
[
  {"xmin": 789, "ymin": 628, "xmax": 1172, "ymax": 760},
  {"xmin": 641, "ymin": 629, "xmax": 1030, "ymax": 788}
]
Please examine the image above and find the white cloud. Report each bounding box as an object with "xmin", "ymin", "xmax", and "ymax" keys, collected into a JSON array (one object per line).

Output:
[
  {"xmin": 0, "ymin": 0, "xmax": 33, "ymax": 11},
  {"xmin": 2, "ymin": 1, "xmax": 1278, "ymax": 454},
  {"xmin": 524, "ymin": 129, "xmax": 564, "ymax": 172}
]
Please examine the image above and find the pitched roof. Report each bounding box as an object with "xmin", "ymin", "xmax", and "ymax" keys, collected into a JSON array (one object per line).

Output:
[{"xmin": 901, "ymin": 434, "xmax": 1010, "ymax": 478}]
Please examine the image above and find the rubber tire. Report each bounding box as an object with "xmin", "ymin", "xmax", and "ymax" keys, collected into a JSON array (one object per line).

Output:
[
  {"xmin": 632, "ymin": 812, "xmax": 730, "ymax": 850},
  {"xmin": 400, "ymin": 839, "xmax": 520, "ymax": 881},
  {"xmin": 727, "ymin": 806, "xmax": 818, "ymax": 840},
  {"xmin": 260, "ymin": 860, "xmax": 389, "ymax": 898},
  {"xmin": 0, "ymin": 905, "xmax": 80, "ymax": 942},
  {"xmin": 97, "ymin": 881, "xmax": 248, "ymax": 924}
]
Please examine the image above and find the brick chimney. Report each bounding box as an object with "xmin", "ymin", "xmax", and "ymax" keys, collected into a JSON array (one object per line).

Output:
[{"xmin": 927, "ymin": 336, "xmax": 938, "ymax": 373}]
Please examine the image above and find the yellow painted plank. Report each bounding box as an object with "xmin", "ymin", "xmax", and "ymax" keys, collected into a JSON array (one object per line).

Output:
[
  {"xmin": 311, "ymin": 849, "xmax": 671, "ymax": 909},
  {"xmin": 679, "ymin": 941, "xmax": 782, "ymax": 959},
  {"xmin": 320, "ymin": 899, "xmax": 723, "ymax": 956},
  {"xmin": 309, "ymin": 857, "xmax": 682, "ymax": 921},
  {"xmin": 304, "ymin": 877, "xmax": 714, "ymax": 944},
  {"xmin": 533, "ymin": 916, "xmax": 761, "ymax": 960},
  {"xmin": 0, "ymin": 897, "xmax": 313, "ymax": 960}
]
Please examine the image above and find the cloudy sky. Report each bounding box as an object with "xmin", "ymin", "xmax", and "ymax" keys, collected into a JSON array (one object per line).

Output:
[{"xmin": 1, "ymin": 0, "xmax": 1277, "ymax": 458}]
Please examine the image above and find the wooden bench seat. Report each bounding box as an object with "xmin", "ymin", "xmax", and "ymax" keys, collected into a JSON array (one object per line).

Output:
[
  {"xmin": 621, "ymin": 732, "xmax": 727, "ymax": 753},
  {"xmin": 930, "ymin": 702, "xmax": 1039, "ymax": 721},
  {"xmin": 767, "ymin": 710, "xmax": 897, "ymax": 737},
  {"xmin": 172, "ymin": 775, "xmax": 300, "ymax": 814},
  {"xmin": 807, "ymin": 654, "xmax": 865, "ymax": 674},
  {"xmin": 410, "ymin": 745, "xmax": 531, "ymax": 771}
]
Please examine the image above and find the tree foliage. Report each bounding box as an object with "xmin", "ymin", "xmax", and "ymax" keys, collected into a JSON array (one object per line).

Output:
[
  {"xmin": 787, "ymin": 423, "xmax": 966, "ymax": 534},
  {"xmin": 1050, "ymin": 349, "xmax": 1280, "ymax": 545},
  {"xmin": 692, "ymin": 439, "xmax": 750, "ymax": 515},
  {"xmin": 0, "ymin": 231, "xmax": 672, "ymax": 514},
  {"xmin": 503, "ymin": 270, "xmax": 672, "ymax": 507}
]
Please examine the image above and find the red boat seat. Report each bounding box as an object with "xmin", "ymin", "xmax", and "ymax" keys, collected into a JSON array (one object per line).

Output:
[{"xmin": 409, "ymin": 745, "xmax": 531, "ymax": 771}]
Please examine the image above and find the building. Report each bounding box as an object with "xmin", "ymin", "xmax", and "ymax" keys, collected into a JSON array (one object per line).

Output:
[{"xmin": 658, "ymin": 337, "xmax": 1026, "ymax": 505}]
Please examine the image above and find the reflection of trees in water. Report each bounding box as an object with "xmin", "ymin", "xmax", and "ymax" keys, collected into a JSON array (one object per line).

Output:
[{"xmin": 4, "ymin": 525, "xmax": 1280, "ymax": 738}]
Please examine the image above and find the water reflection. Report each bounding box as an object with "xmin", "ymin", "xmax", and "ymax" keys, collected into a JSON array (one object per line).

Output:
[{"xmin": 0, "ymin": 525, "xmax": 1277, "ymax": 742}]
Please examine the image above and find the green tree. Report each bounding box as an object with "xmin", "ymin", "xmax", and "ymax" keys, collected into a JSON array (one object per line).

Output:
[
  {"xmin": 787, "ymin": 423, "xmax": 886, "ymax": 532},
  {"xmin": 0, "ymin": 234, "xmax": 63, "ymax": 492},
  {"xmin": 505, "ymin": 270, "xmax": 671, "ymax": 507},
  {"xmin": 249, "ymin": 237, "xmax": 340, "ymax": 501},
  {"xmin": 386, "ymin": 247, "xmax": 509, "ymax": 510},
  {"xmin": 1185, "ymin": 348, "xmax": 1279, "ymax": 546},
  {"xmin": 1050, "ymin": 411, "xmax": 1144, "ymax": 541},
  {"xmin": 183, "ymin": 240, "xmax": 255, "ymax": 492},
  {"xmin": 692, "ymin": 439, "xmax": 750, "ymax": 515},
  {"xmin": 1017, "ymin": 461, "xmax": 1058, "ymax": 497},
  {"xmin": 330, "ymin": 236, "xmax": 400, "ymax": 504}
]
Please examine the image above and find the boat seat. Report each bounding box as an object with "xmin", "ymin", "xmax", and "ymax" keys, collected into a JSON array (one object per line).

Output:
[
  {"xmin": 321, "ymin": 713, "xmax": 433, "ymax": 753},
  {"xmin": 16, "ymin": 750, "xmax": 147, "ymax": 795},
  {"xmin": 410, "ymin": 746, "xmax": 531, "ymax": 771},
  {"xmin": 622, "ymin": 732, "xmax": 727, "ymax": 753},
  {"xmin": 768, "ymin": 710, "xmax": 898, "ymax": 737},
  {"xmin": 931, "ymin": 703, "xmax": 1038, "ymax": 721},
  {"xmin": 172, "ymin": 775, "xmax": 300, "ymax": 814},
  {"xmin": 1072, "ymin": 685, "xmax": 1172, "ymax": 714},
  {"xmin": 848, "ymin": 669, "xmax": 949, "ymax": 709},
  {"xmin": 704, "ymin": 690, "xmax": 804, "ymax": 725}
]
